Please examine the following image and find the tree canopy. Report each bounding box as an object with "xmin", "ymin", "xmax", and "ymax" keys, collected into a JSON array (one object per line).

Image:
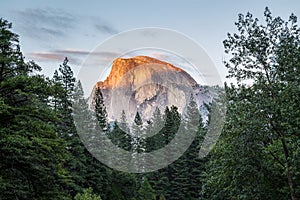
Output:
[{"xmin": 0, "ymin": 7, "xmax": 299, "ymax": 200}]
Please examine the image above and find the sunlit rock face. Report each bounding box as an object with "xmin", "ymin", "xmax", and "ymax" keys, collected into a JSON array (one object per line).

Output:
[{"xmin": 91, "ymin": 56, "xmax": 212, "ymax": 122}]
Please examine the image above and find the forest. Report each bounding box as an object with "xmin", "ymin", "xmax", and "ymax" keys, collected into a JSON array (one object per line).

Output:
[{"xmin": 0, "ymin": 8, "xmax": 299, "ymax": 200}]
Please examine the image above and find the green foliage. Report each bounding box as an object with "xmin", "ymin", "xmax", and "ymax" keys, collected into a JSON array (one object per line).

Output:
[
  {"xmin": 132, "ymin": 111, "xmax": 145, "ymax": 153},
  {"xmin": 109, "ymin": 171, "xmax": 137, "ymax": 200},
  {"xmin": 53, "ymin": 57, "xmax": 76, "ymax": 139},
  {"xmin": 74, "ymin": 188, "xmax": 102, "ymax": 200},
  {"xmin": 2, "ymin": 9, "xmax": 299, "ymax": 199},
  {"xmin": 94, "ymin": 87, "xmax": 109, "ymax": 132},
  {"xmin": 145, "ymin": 107, "xmax": 165, "ymax": 152},
  {"xmin": 109, "ymin": 121, "xmax": 132, "ymax": 151},
  {"xmin": 159, "ymin": 194, "xmax": 166, "ymax": 200},
  {"xmin": 144, "ymin": 104, "xmax": 207, "ymax": 200},
  {"xmin": 138, "ymin": 177, "xmax": 156, "ymax": 200},
  {"xmin": 52, "ymin": 59, "xmax": 86, "ymax": 196},
  {"xmin": 0, "ymin": 17, "xmax": 211, "ymax": 200},
  {"xmin": 108, "ymin": 110, "xmax": 132, "ymax": 152},
  {"xmin": 202, "ymin": 7, "xmax": 300, "ymax": 200},
  {"xmin": 0, "ymin": 18, "xmax": 70, "ymax": 199}
]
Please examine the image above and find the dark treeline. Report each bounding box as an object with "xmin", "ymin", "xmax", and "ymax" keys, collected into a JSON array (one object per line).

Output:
[{"xmin": 0, "ymin": 7, "xmax": 299, "ymax": 200}]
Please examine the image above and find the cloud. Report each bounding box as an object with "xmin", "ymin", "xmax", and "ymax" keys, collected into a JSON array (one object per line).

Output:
[
  {"xmin": 53, "ymin": 49, "xmax": 119, "ymax": 57},
  {"xmin": 54, "ymin": 49, "xmax": 91, "ymax": 56},
  {"xmin": 28, "ymin": 49, "xmax": 120, "ymax": 66},
  {"xmin": 29, "ymin": 52, "xmax": 65, "ymax": 61},
  {"xmin": 91, "ymin": 16, "xmax": 119, "ymax": 34},
  {"xmin": 28, "ymin": 51, "xmax": 81, "ymax": 65},
  {"xmin": 40, "ymin": 27, "xmax": 62, "ymax": 37},
  {"xmin": 94, "ymin": 24, "xmax": 118, "ymax": 34},
  {"xmin": 149, "ymin": 51, "xmax": 172, "ymax": 61},
  {"xmin": 14, "ymin": 8, "xmax": 76, "ymax": 39},
  {"xmin": 14, "ymin": 8, "xmax": 119, "ymax": 40}
]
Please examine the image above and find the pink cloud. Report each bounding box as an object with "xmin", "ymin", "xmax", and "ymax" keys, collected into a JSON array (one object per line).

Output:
[{"xmin": 28, "ymin": 52, "xmax": 65, "ymax": 62}]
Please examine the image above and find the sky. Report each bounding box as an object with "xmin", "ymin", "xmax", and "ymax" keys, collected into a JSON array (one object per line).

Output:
[{"xmin": 1, "ymin": 0, "xmax": 300, "ymax": 88}]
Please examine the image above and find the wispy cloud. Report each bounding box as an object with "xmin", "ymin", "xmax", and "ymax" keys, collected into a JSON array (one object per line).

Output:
[
  {"xmin": 29, "ymin": 51, "xmax": 81, "ymax": 65},
  {"xmin": 54, "ymin": 49, "xmax": 91, "ymax": 56},
  {"xmin": 28, "ymin": 49, "xmax": 120, "ymax": 66},
  {"xmin": 14, "ymin": 8, "xmax": 76, "ymax": 39},
  {"xmin": 14, "ymin": 8, "xmax": 119, "ymax": 40},
  {"xmin": 29, "ymin": 52, "xmax": 65, "ymax": 61},
  {"xmin": 91, "ymin": 16, "xmax": 119, "ymax": 34},
  {"xmin": 54, "ymin": 49, "xmax": 119, "ymax": 57},
  {"xmin": 94, "ymin": 24, "xmax": 118, "ymax": 34},
  {"xmin": 149, "ymin": 51, "xmax": 172, "ymax": 61}
]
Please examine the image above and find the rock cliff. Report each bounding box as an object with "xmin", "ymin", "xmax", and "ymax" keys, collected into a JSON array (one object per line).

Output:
[{"xmin": 92, "ymin": 56, "xmax": 211, "ymax": 122}]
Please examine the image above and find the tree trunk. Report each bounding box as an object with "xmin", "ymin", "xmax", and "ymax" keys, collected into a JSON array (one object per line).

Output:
[
  {"xmin": 287, "ymin": 171, "xmax": 296, "ymax": 200},
  {"xmin": 271, "ymin": 121, "xmax": 297, "ymax": 200},
  {"xmin": 280, "ymin": 137, "xmax": 297, "ymax": 200}
]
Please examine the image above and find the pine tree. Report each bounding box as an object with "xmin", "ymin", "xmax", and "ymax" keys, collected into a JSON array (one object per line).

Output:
[
  {"xmin": 54, "ymin": 57, "xmax": 76, "ymax": 136},
  {"xmin": 52, "ymin": 59, "xmax": 87, "ymax": 196},
  {"xmin": 130, "ymin": 112, "xmax": 145, "ymax": 174},
  {"xmin": 145, "ymin": 107, "xmax": 164, "ymax": 152},
  {"xmin": 132, "ymin": 112, "xmax": 144, "ymax": 153},
  {"xmin": 94, "ymin": 87, "xmax": 109, "ymax": 132},
  {"xmin": 149, "ymin": 106, "xmax": 180, "ymax": 199},
  {"xmin": 185, "ymin": 95, "xmax": 206, "ymax": 199},
  {"xmin": 120, "ymin": 110, "xmax": 130, "ymax": 135},
  {"xmin": 108, "ymin": 110, "xmax": 132, "ymax": 152},
  {"xmin": 152, "ymin": 175, "xmax": 170, "ymax": 199},
  {"xmin": 159, "ymin": 194, "xmax": 166, "ymax": 200},
  {"xmin": 109, "ymin": 121, "xmax": 132, "ymax": 151},
  {"xmin": 109, "ymin": 171, "xmax": 138, "ymax": 200},
  {"xmin": 73, "ymin": 81, "xmax": 113, "ymax": 198},
  {"xmin": 74, "ymin": 188, "xmax": 102, "ymax": 200},
  {"xmin": 171, "ymin": 95, "xmax": 200, "ymax": 200},
  {"xmin": 0, "ymin": 18, "xmax": 70, "ymax": 199},
  {"xmin": 137, "ymin": 177, "xmax": 156, "ymax": 200}
]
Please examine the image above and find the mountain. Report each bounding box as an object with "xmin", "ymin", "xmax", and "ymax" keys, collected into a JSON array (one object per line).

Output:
[
  {"xmin": 91, "ymin": 56, "xmax": 212, "ymax": 122},
  {"xmin": 96, "ymin": 56, "xmax": 196, "ymax": 89}
]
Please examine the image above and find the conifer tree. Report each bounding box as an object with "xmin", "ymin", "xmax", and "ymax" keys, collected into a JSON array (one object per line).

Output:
[
  {"xmin": 74, "ymin": 188, "xmax": 102, "ymax": 200},
  {"xmin": 137, "ymin": 177, "xmax": 156, "ymax": 200},
  {"xmin": 132, "ymin": 112, "xmax": 144, "ymax": 153},
  {"xmin": 94, "ymin": 87, "xmax": 109, "ymax": 132},
  {"xmin": 53, "ymin": 60, "xmax": 85, "ymax": 195},
  {"xmin": 0, "ymin": 18, "xmax": 70, "ymax": 199},
  {"xmin": 145, "ymin": 107, "xmax": 164, "ymax": 152},
  {"xmin": 73, "ymin": 81, "xmax": 113, "ymax": 197}
]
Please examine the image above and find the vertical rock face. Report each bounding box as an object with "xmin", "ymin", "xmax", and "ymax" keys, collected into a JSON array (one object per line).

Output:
[{"xmin": 91, "ymin": 56, "xmax": 211, "ymax": 122}]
